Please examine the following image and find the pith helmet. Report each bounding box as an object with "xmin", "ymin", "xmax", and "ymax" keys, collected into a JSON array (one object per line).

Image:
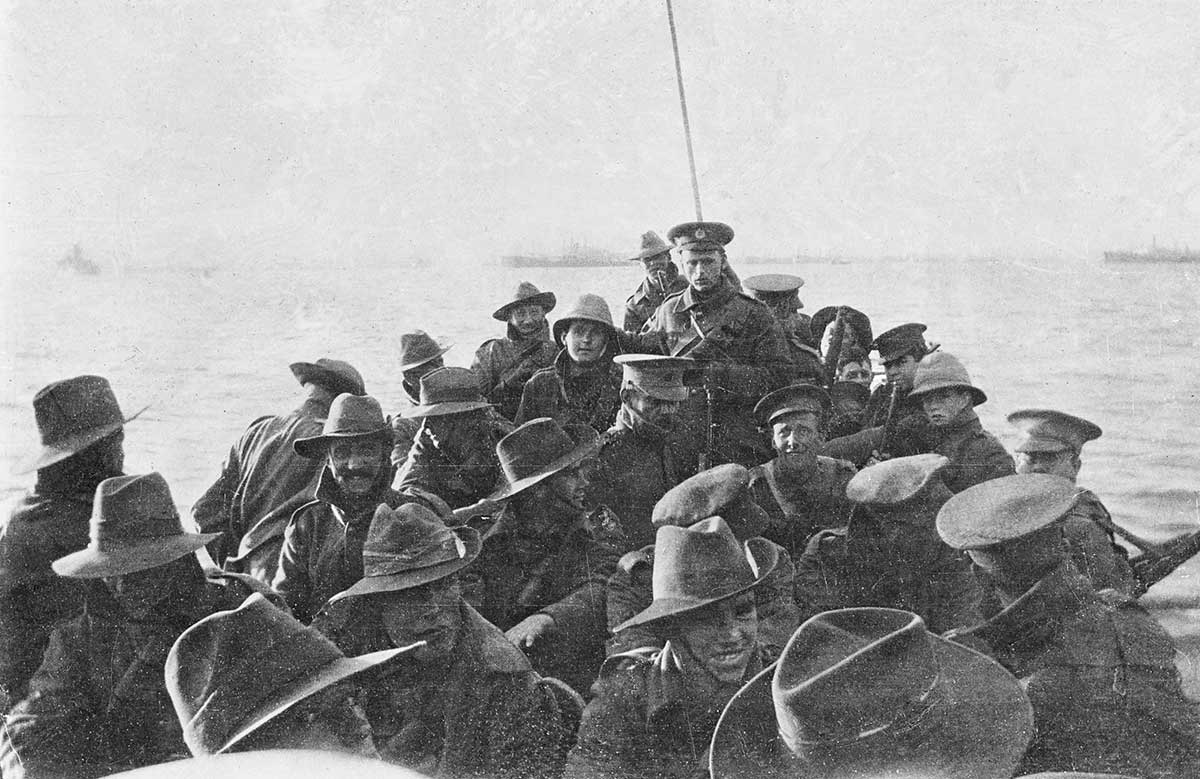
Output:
[
  {"xmin": 908, "ymin": 351, "xmax": 987, "ymax": 406},
  {"xmin": 293, "ymin": 394, "xmax": 391, "ymax": 459},
  {"xmin": 288, "ymin": 358, "xmax": 365, "ymax": 397},
  {"xmin": 1007, "ymin": 409, "xmax": 1102, "ymax": 454},
  {"xmin": 492, "ymin": 281, "xmax": 557, "ymax": 321},
  {"xmin": 551, "ymin": 293, "xmax": 617, "ymax": 346},
  {"xmin": 17, "ymin": 375, "xmax": 145, "ymax": 474}
]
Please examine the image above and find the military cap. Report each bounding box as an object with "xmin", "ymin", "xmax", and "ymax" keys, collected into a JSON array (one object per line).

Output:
[
  {"xmin": 742, "ymin": 273, "xmax": 803, "ymax": 296},
  {"xmin": 936, "ymin": 473, "xmax": 1079, "ymax": 550},
  {"xmin": 613, "ymin": 354, "xmax": 694, "ymax": 402},
  {"xmin": 1007, "ymin": 408, "xmax": 1102, "ymax": 454},
  {"xmin": 909, "ymin": 351, "xmax": 987, "ymax": 406},
  {"xmin": 652, "ymin": 463, "xmax": 768, "ymax": 540},
  {"xmin": 870, "ymin": 322, "xmax": 928, "ymax": 363},
  {"xmin": 846, "ymin": 454, "xmax": 950, "ymax": 507},
  {"xmin": 753, "ymin": 383, "xmax": 831, "ymax": 426},
  {"xmin": 628, "ymin": 230, "xmax": 672, "ymax": 262},
  {"xmin": 667, "ymin": 221, "xmax": 734, "ymax": 250},
  {"xmin": 810, "ymin": 305, "xmax": 873, "ymax": 351}
]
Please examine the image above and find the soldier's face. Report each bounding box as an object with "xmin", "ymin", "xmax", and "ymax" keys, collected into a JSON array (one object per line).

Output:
[
  {"xmin": 376, "ymin": 578, "xmax": 464, "ymax": 663},
  {"xmin": 565, "ymin": 321, "xmax": 609, "ymax": 364},
  {"xmin": 838, "ymin": 360, "xmax": 873, "ymax": 387},
  {"xmin": 1015, "ymin": 448, "xmax": 1081, "ymax": 482},
  {"xmin": 625, "ymin": 387, "xmax": 682, "ymax": 427},
  {"xmin": 883, "ymin": 354, "xmax": 919, "ymax": 389},
  {"xmin": 771, "ymin": 412, "xmax": 823, "ymax": 464},
  {"xmin": 679, "ymin": 248, "xmax": 725, "ymax": 292},
  {"xmin": 508, "ymin": 304, "xmax": 547, "ymax": 338},
  {"xmin": 328, "ymin": 437, "xmax": 386, "ymax": 497},
  {"xmin": 642, "ymin": 253, "xmax": 671, "ymax": 280},
  {"xmin": 545, "ymin": 465, "xmax": 589, "ymax": 512},
  {"xmin": 674, "ymin": 593, "xmax": 758, "ymax": 685},
  {"xmin": 920, "ymin": 389, "xmax": 973, "ymax": 427}
]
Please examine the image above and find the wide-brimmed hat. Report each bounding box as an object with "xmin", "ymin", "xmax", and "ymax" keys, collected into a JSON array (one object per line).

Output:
[
  {"xmin": 52, "ymin": 472, "xmax": 219, "ymax": 579},
  {"xmin": 615, "ymin": 516, "xmax": 778, "ymax": 632},
  {"xmin": 487, "ymin": 417, "xmax": 600, "ymax": 501},
  {"xmin": 908, "ymin": 351, "xmax": 987, "ymax": 406},
  {"xmin": 16, "ymin": 374, "xmax": 146, "ymax": 474},
  {"xmin": 628, "ymin": 230, "xmax": 673, "ymax": 262},
  {"xmin": 667, "ymin": 221, "xmax": 735, "ymax": 250},
  {"xmin": 754, "ymin": 383, "xmax": 831, "ymax": 427},
  {"xmin": 1007, "ymin": 408, "xmax": 1103, "ymax": 454},
  {"xmin": 400, "ymin": 367, "xmax": 492, "ymax": 419},
  {"xmin": 653, "ymin": 464, "xmax": 769, "ymax": 540},
  {"xmin": 810, "ymin": 306, "xmax": 873, "ymax": 352},
  {"xmin": 870, "ymin": 322, "xmax": 929, "ymax": 363},
  {"xmin": 551, "ymin": 293, "xmax": 618, "ymax": 346},
  {"xmin": 99, "ymin": 750, "xmax": 430, "ymax": 778},
  {"xmin": 330, "ymin": 503, "xmax": 481, "ymax": 601},
  {"xmin": 613, "ymin": 354, "xmax": 695, "ymax": 402},
  {"xmin": 293, "ymin": 394, "xmax": 391, "ymax": 459},
  {"xmin": 845, "ymin": 454, "xmax": 950, "ymax": 508},
  {"xmin": 288, "ymin": 358, "xmax": 365, "ymax": 397},
  {"xmin": 492, "ymin": 281, "xmax": 557, "ymax": 321},
  {"xmin": 936, "ymin": 473, "xmax": 1078, "ymax": 551},
  {"xmin": 398, "ymin": 330, "xmax": 452, "ymax": 373},
  {"xmin": 167, "ymin": 593, "xmax": 413, "ymax": 755},
  {"xmin": 710, "ymin": 608, "xmax": 1033, "ymax": 779}
]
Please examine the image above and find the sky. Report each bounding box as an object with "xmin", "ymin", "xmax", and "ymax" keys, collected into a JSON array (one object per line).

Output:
[{"xmin": 2, "ymin": 0, "xmax": 1199, "ymax": 266}]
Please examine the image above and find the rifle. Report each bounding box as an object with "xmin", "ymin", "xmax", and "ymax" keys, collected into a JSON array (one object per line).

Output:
[
  {"xmin": 1129, "ymin": 528, "xmax": 1200, "ymax": 594},
  {"xmin": 822, "ymin": 306, "xmax": 847, "ymax": 388},
  {"xmin": 494, "ymin": 339, "xmax": 547, "ymax": 394},
  {"xmin": 874, "ymin": 383, "xmax": 902, "ymax": 459}
]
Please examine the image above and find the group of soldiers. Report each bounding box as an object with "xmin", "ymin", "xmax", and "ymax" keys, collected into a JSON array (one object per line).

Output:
[{"xmin": 2, "ymin": 219, "xmax": 1199, "ymax": 779}]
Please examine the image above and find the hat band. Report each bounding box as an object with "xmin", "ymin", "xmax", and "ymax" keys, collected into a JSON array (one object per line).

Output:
[
  {"xmin": 363, "ymin": 535, "xmax": 467, "ymax": 577},
  {"xmin": 421, "ymin": 388, "xmax": 485, "ymax": 406},
  {"xmin": 93, "ymin": 516, "xmax": 187, "ymax": 549},
  {"xmin": 784, "ymin": 670, "xmax": 943, "ymax": 749}
]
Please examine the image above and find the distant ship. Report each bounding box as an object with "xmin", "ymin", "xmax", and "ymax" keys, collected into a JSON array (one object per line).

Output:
[
  {"xmin": 500, "ymin": 241, "xmax": 623, "ymax": 268},
  {"xmin": 1104, "ymin": 239, "xmax": 1199, "ymax": 264}
]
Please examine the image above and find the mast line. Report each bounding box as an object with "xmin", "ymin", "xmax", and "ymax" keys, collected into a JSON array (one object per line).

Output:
[{"xmin": 665, "ymin": 0, "xmax": 703, "ymax": 221}]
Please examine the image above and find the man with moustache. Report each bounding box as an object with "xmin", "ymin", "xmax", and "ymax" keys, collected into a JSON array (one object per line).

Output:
[
  {"xmin": 622, "ymin": 231, "xmax": 689, "ymax": 333},
  {"xmin": 471, "ymin": 281, "xmax": 560, "ymax": 421},
  {"xmin": 0, "ymin": 375, "xmax": 140, "ymax": 710},
  {"xmin": 623, "ymin": 222, "xmax": 794, "ymax": 468},
  {"xmin": 313, "ymin": 503, "xmax": 566, "ymax": 779},
  {"xmin": 274, "ymin": 394, "xmax": 439, "ymax": 624},
  {"xmin": 747, "ymin": 383, "xmax": 856, "ymax": 559}
]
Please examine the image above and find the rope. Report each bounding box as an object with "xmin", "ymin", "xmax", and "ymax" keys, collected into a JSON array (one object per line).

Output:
[{"xmin": 665, "ymin": 0, "xmax": 703, "ymax": 221}]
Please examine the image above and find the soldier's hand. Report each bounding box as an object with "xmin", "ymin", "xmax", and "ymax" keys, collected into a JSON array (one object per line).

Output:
[
  {"xmin": 505, "ymin": 613, "xmax": 555, "ymax": 649},
  {"xmin": 452, "ymin": 497, "xmax": 503, "ymax": 526},
  {"xmin": 865, "ymin": 450, "xmax": 893, "ymax": 467}
]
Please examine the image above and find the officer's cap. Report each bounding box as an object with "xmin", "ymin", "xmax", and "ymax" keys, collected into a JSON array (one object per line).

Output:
[
  {"xmin": 652, "ymin": 464, "xmax": 767, "ymax": 540},
  {"xmin": 667, "ymin": 221, "xmax": 734, "ymax": 251},
  {"xmin": 754, "ymin": 383, "xmax": 831, "ymax": 426},
  {"xmin": 870, "ymin": 323, "xmax": 928, "ymax": 363},
  {"xmin": 1007, "ymin": 409, "xmax": 1102, "ymax": 454},
  {"xmin": 846, "ymin": 454, "xmax": 949, "ymax": 507},
  {"xmin": 935, "ymin": 473, "xmax": 1078, "ymax": 550},
  {"xmin": 613, "ymin": 354, "xmax": 695, "ymax": 402}
]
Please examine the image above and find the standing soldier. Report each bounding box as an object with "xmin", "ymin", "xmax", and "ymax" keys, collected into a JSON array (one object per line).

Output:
[
  {"xmin": 389, "ymin": 330, "xmax": 452, "ymax": 471},
  {"xmin": 625, "ymin": 221, "xmax": 794, "ymax": 468},
  {"xmin": 742, "ymin": 273, "xmax": 823, "ymax": 383},
  {"xmin": 622, "ymin": 231, "xmax": 688, "ymax": 333},
  {"xmin": 471, "ymin": 282, "xmax": 559, "ymax": 421}
]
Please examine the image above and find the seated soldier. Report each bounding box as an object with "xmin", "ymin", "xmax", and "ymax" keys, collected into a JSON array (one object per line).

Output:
[
  {"xmin": 907, "ymin": 351, "xmax": 1014, "ymax": 493},
  {"xmin": 471, "ymin": 281, "xmax": 559, "ymax": 421},
  {"xmin": 742, "ymin": 273, "xmax": 823, "ymax": 383},
  {"xmin": 389, "ymin": 330, "xmax": 453, "ymax": 470},
  {"xmin": 826, "ymin": 379, "xmax": 870, "ymax": 438},
  {"xmin": 938, "ymin": 475, "xmax": 1200, "ymax": 778},
  {"xmin": 1008, "ymin": 408, "xmax": 1138, "ymax": 596},
  {"xmin": 621, "ymin": 230, "xmax": 689, "ymax": 333},
  {"xmin": 313, "ymin": 503, "xmax": 566, "ymax": 779},
  {"xmin": 0, "ymin": 473, "xmax": 273, "ymax": 779},
  {"xmin": 606, "ymin": 464, "xmax": 799, "ymax": 659},
  {"xmin": 794, "ymin": 454, "xmax": 982, "ymax": 634},
  {"xmin": 834, "ymin": 346, "xmax": 873, "ymax": 387},
  {"xmin": 747, "ymin": 383, "xmax": 856, "ymax": 558},
  {"xmin": 516, "ymin": 293, "xmax": 624, "ymax": 433},
  {"xmin": 565, "ymin": 518, "xmax": 779, "ymax": 779},
  {"xmin": 467, "ymin": 418, "xmax": 622, "ymax": 694},
  {"xmin": 709, "ymin": 607, "xmax": 1033, "ymax": 779},
  {"xmin": 167, "ymin": 593, "xmax": 412, "ymax": 758}
]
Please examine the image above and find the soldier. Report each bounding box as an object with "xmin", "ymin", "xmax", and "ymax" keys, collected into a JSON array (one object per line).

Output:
[
  {"xmin": 810, "ymin": 304, "xmax": 873, "ymax": 368},
  {"xmin": 274, "ymin": 394, "xmax": 444, "ymax": 623},
  {"xmin": 587, "ymin": 354, "xmax": 698, "ymax": 550},
  {"xmin": 742, "ymin": 273, "xmax": 823, "ymax": 383},
  {"xmin": 907, "ymin": 351, "xmax": 1014, "ymax": 493},
  {"xmin": 0, "ymin": 375, "xmax": 141, "ymax": 710},
  {"xmin": 394, "ymin": 367, "xmax": 513, "ymax": 513},
  {"xmin": 605, "ymin": 464, "xmax": 800, "ymax": 659},
  {"xmin": 0, "ymin": 473, "xmax": 270, "ymax": 779},
  {"xmin": 167, "ymin": 593, "xmax": 408, "ymax": 757},
  {"xmin": 624, "ymin": 221, "xmax": 794, "ymax": 468},
  {"xmin": 389, "ymin": 330, "xmax": 452, "ymax": 470},
  {"xmin": 938, "ymin": 474, "xmax": 1200, "ymax": 778},
  {"xmin": 793, "ymin": 454, "xmax": 983, "ymax": 634},
  {"xmin": 622, "ymin": 230, "xmax": 688, "ymax": 333},
  {"xmin": 471, "ymin": 281, "xmax": 559, "ymax": 420},
  {"xmin": 709, "ymin": 608, "xmax": 1033, "ymax": 779},
  {"xmin": 834, "ymin": 346, "xmax": 873, "ymax": 387},
  {"xmin": 313, "ymin": 503, "xmax": 567, "ymax": 779},
  {"xmin": 515, "ymin": 293, "xmax": 624, "ymax": 433},
  {"xmin": 826, "ymin": 379, "xmax": 871, "ymax": 438},
  {"xmin": 747, "ymin": 383, "xmax": 856, "ymax": 558},
  {"xmin": 466, "ymin": 418, "xmax": 621, "ymax": 694},
  {"xmin": 1008, "ymin": 409, "xmax": 1138, "ymax": 596},
  {"xmin": 565, "ymin": 517, "xmax": 778, "ymax": 779},
  {"xmin": 193, "ymin": 357, "xmax": 365, "ymax": 577}
]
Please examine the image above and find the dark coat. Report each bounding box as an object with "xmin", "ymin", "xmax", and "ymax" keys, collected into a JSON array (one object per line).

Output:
[
  {"xmin": 564, "ymin": 645, "xmax": 766, "ymax": 779},
  {"xmin": 471, "ymin": 321, "xmax": 560, "ymax": 421},
  {"xmin": 0, "ymin": 486, "xmax": 93, "ymax": 709},
  {"xmin": 605, "ymin": 540, "xmax": 800, "ymax": 660},
  {"xmin": 191, "ymin": 396, "xmax": 329, "ymax": 570},
  {"xmin": 1062, "ymin": 488, "xmax": 1138, "ymax": 596},
  {"xmin": 395, "ymin": 417, "xmax": 512, "ymax": 510},
  {"xmin": 955, "ymin": 560, "xmax": 1200, "ymax": 778},
  {"xmin": 623, "ymin": 268, "xmax": 689, "ymax": 333},
  {"xmin": 514, "ymin": 348, "xmax": 623, "ymax": 434},
  {"xmin": 0, "ymin": 573, "xmax": 259, "ymax": 779},
  {"xmin": 747, "ymin": 456, "xmax": 857, "ymax": 559},
  {"xmin": 822, "ymin": 386, "xmax": 930, "ymax": 466},
  {"xmin": 926, "ymin": 411, "xmax": 1015, "ymax": 493}
]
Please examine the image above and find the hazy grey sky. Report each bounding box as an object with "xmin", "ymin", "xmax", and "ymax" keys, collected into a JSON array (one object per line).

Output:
[{"xmin": 3, "ymin": 0, "xmax": 1198, "ymax": 264}]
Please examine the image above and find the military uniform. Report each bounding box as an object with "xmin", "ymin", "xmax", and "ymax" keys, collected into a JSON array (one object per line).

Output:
[
  {"xmin": 624, "ymin": 267, "xmax": 689, "ymax": 333},
  {"xmin": 471, "ymin": 321, "xmax": 560, "ymax": 421},
  {"xmin": 395, "ymin": 418, "xmax": 511, "ymax": 509},
  {"xmin": 747, "ymin": 456, "xmax": 856, "ymax": 557},
  {"xmin": 927, "ymin": 411, "xmax": 1014, "ymax": 493},
  {"xmin": 515, "ymin": 349, "xmax": 624, "ymax": 433}
]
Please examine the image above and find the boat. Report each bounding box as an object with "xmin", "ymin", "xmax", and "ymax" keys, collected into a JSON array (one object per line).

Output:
[
  {"xmin": 500, "ymin": 241, "xmax": 623, "ymax": 268},
  {"xmin": 1104, "ymin": 239, "xmax": 1200, "ymax": 264}
]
